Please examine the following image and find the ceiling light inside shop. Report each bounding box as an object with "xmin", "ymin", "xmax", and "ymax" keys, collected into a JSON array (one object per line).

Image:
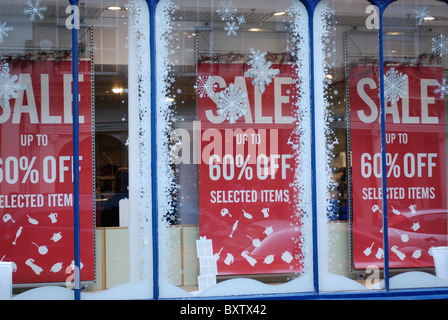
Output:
[
  {"xmin": 248, "ymin": 28, "xmax": 264, "ymax": 32},
  {"xmin": 386, "ymin": 32, "xmax": 404, "ymax": 36},
  {"xmin": 111, "ymin": 88, "xmax": 123, "ymax": 94},
  {"xmin": 273, "ymin": 11, "xmax": 286, "ymax": 16},
  {"xmin": 423, "ymin": 16, "xmax": 435, "ymax": 21},
  {"xmin": 106, "ymin": 6, "xmax": 122, "ymax": 11}
]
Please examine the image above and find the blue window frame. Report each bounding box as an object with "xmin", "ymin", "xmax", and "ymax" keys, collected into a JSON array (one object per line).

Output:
[{"xmin": 68, "ymin": 0, "xmax": 82, "ymax": 301}]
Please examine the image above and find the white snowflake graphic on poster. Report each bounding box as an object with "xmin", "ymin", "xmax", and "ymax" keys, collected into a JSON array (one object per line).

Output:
[
  {"xmin": 194, "ymin": 75, "xmax": 217, "ymax": 98},
  {"xmin": 24, "ymin": 0, "xmax": 48, "ymax": 22},
  {"xmin": 216, "ymin": 83, "xmax": 248, "ymax": 124},
  {"xmin": 0, "ymin": 21, "xmax": 13, "ymax": 43},
  {"xmin": 432, "ymin": 34, "xmax": 448, "ymax": 57},
  {"xmin": 224, "ymin": 21, "xmax": 239, "ymax": 36},
  {"xmin": 413, "ymin": 6, "xmax": 430, "ymax": 26},
  {"xmin": 435, "ymin": 78, "xmax": 448, "ymax": 100},
  {"xmin": 245, "ymin": 48, "xmax": 280, "ymax": 94},
  {"xmin": 382, "ymin": 67, "xmax": 408, "ymax": 105},
  {"xmin": 216, "ymin": 0, "xmax": 237, "ymax": 21},
  {"xmin": 0, "ymin": 65, "xmax": 26, "ymax": 108}
]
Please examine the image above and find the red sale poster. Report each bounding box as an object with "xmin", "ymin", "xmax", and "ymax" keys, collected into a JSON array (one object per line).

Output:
[
  {"xmin": 197, "ymin": 62, "xmax": 302, "ymax": 275},
  {"xmin": 350, "ymin": 65, "xmax": 448, "ymax": 269},
  {"xmin": 0, "ymin": 60, "xmax": 95, "ymax": 284}
]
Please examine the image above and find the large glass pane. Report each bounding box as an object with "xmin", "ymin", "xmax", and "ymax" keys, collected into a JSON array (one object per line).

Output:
[
  {"xmin": 82, "ymin": 0, "xmax": 153, "ymax": 299},
  {"xmin": 383, "ymin": 0, "xmax": 448, "ymax": 289},
  {"xmin": 156, "ymin": 0, "xmax": 313, "ymax": 297},
  {"xmin": 315, "ymin": 0, "xmax": 385, "ymax": 291}
]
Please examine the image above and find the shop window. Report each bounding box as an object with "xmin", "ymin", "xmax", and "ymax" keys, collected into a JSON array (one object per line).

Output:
[
  {"xmin": 84, "ymin": 0, "xmax": 154, "ymax": 296},
  {"xmin": 156, "ymin": 0, "xmax": 314, "ymax": 297},
  {"xmin": 2, "ymin": 0, "xmax": 448, "ymax": 300},
  {"xmin": 382, "ymin": 0, "xmax": 448, "ymax": 288},
  {"xmin": 1, "ymin": 0, "xmax": 153, "ymax": 299},
  {"xmin": 0, "ymin": 0, "xmax": 95, "ymax": 294},
  {"xmin": 319, "ymin": 0, "xmax": 448, "ymax": 292},
  {"xmin": 314, "ymin": 0, "xmax": 386, "ymax": 292}
]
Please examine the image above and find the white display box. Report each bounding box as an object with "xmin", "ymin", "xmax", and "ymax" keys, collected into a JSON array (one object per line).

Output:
[{"xmin": 0, "ymin": 262, "xmax": 13, "ymax": 300}]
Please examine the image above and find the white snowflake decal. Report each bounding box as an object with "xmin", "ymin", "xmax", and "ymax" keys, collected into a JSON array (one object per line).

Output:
[
  {"xmin": 194, "ymin": 75, "xmax": 217, "ymax": 98},
  {"xmin": 245, "ymin": 48, "xmax": 280, "ymax": 94},
  {"xmin": 0, "ymin": 65, "xmax": 26, "ymax": 108},
  {"xmin": 382, "ymin": 67, "xmax": 408, "ymax": 105},
  {"xmin": 0, "ymin": 57, "xmax": 7, "ymax": 73},
  {"xmin": 0, "ymin": 21, "xmax": 13, "ymax": 43},
  {"xmin": 224, "ymin": 21, "xmax": 239, "ymax": 36},
  {"xmin": 432, "ymin": 34, "xmax": 448, "ymax": 57},
  {"xmin": 216, "ymin": 0, "xmax": 237, "ymax": 21},
  {"xmin": 413, "ymin": 6, "xmax": 430, "ymax": 26},
  {"xmin": 236, "ymin": 15, "xmax": 246, "ymax": 25},
  {"xmin": 216, "ymin": 83, "xmax": 248, "ymax": 124},
  {"xmin": 24, "ymin": 0, "xmax": 48, "ymax": 22},
  {"xmin": 435, "ymin": 78, "xmax": 448, "ymax": 100}
]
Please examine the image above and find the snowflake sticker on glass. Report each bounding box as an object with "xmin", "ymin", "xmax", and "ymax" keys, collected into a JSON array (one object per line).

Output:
[
  {"xmin": 0, "ymin": 21, "xmax": 13, "ymax": 43},
  {"xmin": 0, "ymin": 64, "xmax": 26, "ymax": 108},
  {"xmin": 194, "ymin": 75, "xmax": 217, "ymax": 98},
  {"xmin": 244, "ymin": 48, "xmax": 280, "ymax": 94},
  {"xmin": 216, "ymin": 0, "xmax": 244, "ymax": 37},
  {"xmin": 382, "ymin": 67, "xmax": 408, "ymax": 105},
  {"xmin": 435, "ymin": 78, "xmax": 448, "ymax": 100},
  {"xmin": 216, "ymin": 83, "xmax": 248, "ymax": 124},
  {"xmin": 24, "ymin": 0, "xmax": 48, "ymax": 22},
  {"xmin": 432, "ymin": 34, "xmax": 448, "ymax": 57},
  {"xmin": 216, "ymin": 0, "xmax": 237, "ymax": 21},
  {"xmin": 236, "ymin": 15, "xmax": 246, "ymax": 25},
  {"xmin": 0, "ymin": 57, "xmax": 7, "ymax": 73},
  {"xmin": 224, "ymin": 21, "xmax": 239, "ymax": 36},
  {"xmin": 413, "ymin": 6, "xmax": 430, "ymax": 26}
]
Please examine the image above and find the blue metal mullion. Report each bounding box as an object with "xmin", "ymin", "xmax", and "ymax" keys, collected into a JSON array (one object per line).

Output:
[
  {"xmin": 69, "ymin": 0, "xmax": 82, "ymax": 301},
  {"xmin": 147, "ymin": 0, "xmax": 160, "ymax": 300},
  {"xmin": 301, "ymin": 0, "xmax": 320, "ymax": 295},
  {"xmin": 376, "ymin": 2, "xmax": 390, "ymax": 293},
  {"xmin": 308, "ymin": 6, "xmax": 319, "ymax": 296}
]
